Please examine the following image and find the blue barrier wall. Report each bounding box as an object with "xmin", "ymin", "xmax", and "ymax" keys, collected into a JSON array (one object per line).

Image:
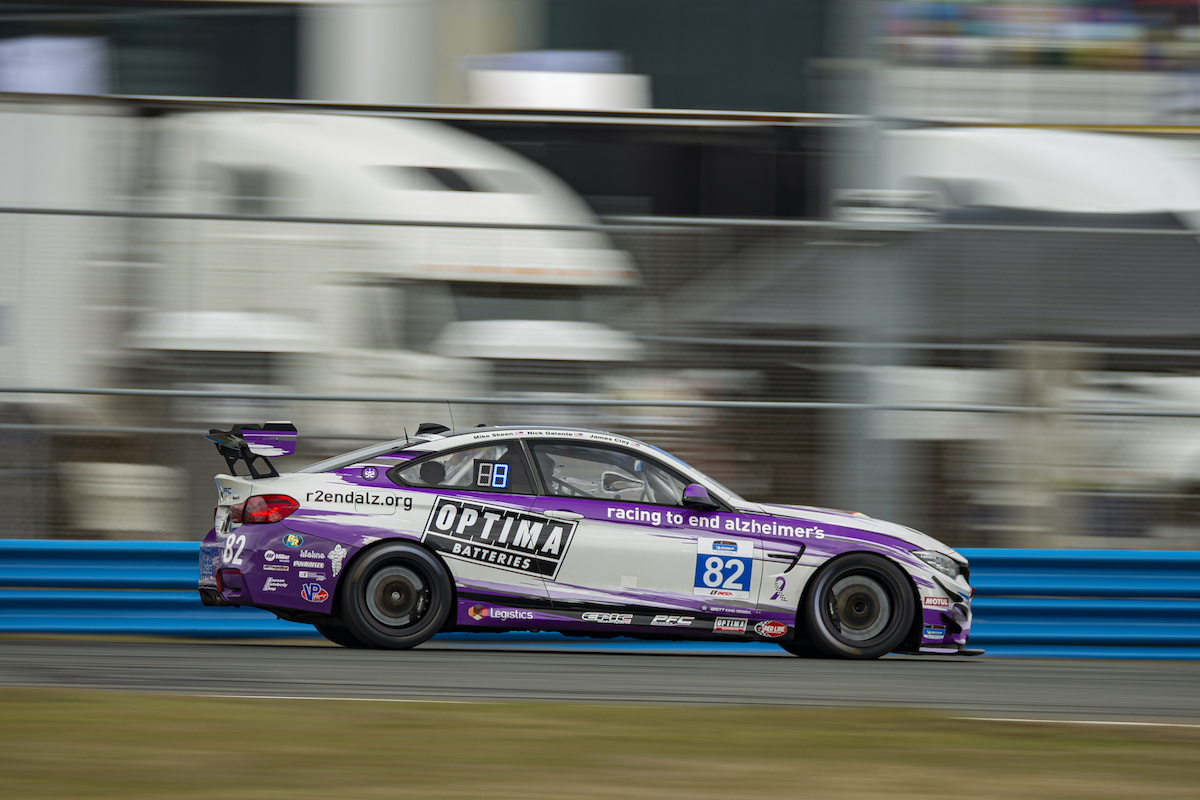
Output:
[{"xmin": 2, "ymin": 540, "xmax": 1199, "ymax": 658}]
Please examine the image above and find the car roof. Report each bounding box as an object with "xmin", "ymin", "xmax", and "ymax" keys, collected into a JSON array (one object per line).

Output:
[
  {"xmin": 297, "ymin": 423, "xmax": 750, "ymax": 507},
  {"xmin": 299, "ymin": 425, "xmax": 671, "ymax": 474},
  {"xmin": 422, "ymin": 425, "xmax": 663, "ymax": 453}
]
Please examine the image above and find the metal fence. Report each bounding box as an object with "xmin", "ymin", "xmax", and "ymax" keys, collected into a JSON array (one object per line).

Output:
[{"xmin": 6, "ymin": 198, "xmax": 1200, "ymax": 550}]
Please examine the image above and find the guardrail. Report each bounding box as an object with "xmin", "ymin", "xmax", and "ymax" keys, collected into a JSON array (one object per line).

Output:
[{"xmin": 2, "ymin": 541, "xmax": 1198, "ymax": 659}]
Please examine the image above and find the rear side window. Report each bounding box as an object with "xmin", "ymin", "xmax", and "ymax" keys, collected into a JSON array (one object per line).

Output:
[{"xmin": 391, "ymin": 441, "xmax": 534, "ymax": 494}]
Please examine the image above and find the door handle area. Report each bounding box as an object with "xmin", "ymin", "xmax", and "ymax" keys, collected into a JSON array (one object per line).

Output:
[{"xmin": 543, "ymin": 509, "xmax": 584, "ymax": 520}]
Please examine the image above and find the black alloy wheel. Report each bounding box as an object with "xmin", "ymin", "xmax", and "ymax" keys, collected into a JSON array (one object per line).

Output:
[
  {"xmin": 801, "ymin": 553, "xmax": 915, "ymax": 659},
  {"xmin": 341, "ymin": 542, "xmax": 453, "ymax": 649}
]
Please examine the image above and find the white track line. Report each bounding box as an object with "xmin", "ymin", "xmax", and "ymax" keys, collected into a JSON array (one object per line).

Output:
[{"xmin": 956, "ymin": 716, "xmax": 1200, "ymax": 729}]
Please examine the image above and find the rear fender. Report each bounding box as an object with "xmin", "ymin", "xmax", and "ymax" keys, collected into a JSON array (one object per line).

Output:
[{"xmin": 328, "ymin": 536, "xmax": 459, "ymax": 631}]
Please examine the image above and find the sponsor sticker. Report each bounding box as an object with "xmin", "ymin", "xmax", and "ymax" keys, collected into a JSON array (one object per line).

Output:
[
  {"xmin": 330, "ymin": 544, "xmax": 348, "ymax": 577},
  {"xmin": 923, "ymin": 624, "xmax": 946, "ymax": 640},
  {"xmin": 707, "ymin": 605, "xmax": 751, "ymax": 616},
  {"xmin": 693, "ymin": 538, "xmax": 753, "ymax": 600},
  {"xmin": 300, "ymin": 549, "xmax": 324, "ymax": 558},
  {"xmin": 650, "ymin": 615, "xmax": 694, "ymax": 627},
  {"xmin": 924, "ymin": 596, "xmax": 951, "ymax": 608},
  {"xmin": 308, "ymin": 489, "xmax": 410, "ymax": 510},
  {"xmin": 581, "ymin": 612, "xmax": 633, "ymax": 625},
  {"xmin": 199, "ymin": 548, "xmax": 216, "ymax": 581},
  {"xmin": 262, "ymin": 564, "xmax": 288, "ymax": 572},
  {"xmin": 714, "ymin": 618, "xmax": 747, "ymax": 634},
  {"xmin": 282, "ymin": 533, "xmax": 303, "ymax": 548},
  {"xmin": 301, "ymin": 583, "xmax": 329, "ymax": 603},
  {"xmin": 298, "ymin": 571, "xmax": 327, "ymax": 580},
  {"xmin": 264, "ymin": 550, "xmax": 290, "ymax": 563},
  {"xmin": 422, "ymin": 496, "xmax": 577, "ymax": 580},
  {"xmin": 469, "ymin": 605, "xmax": 534, "ymax": 622},
  {"xmin": 294, "ymin": 560, "xmax": 325, "ymax": 568},
  {"xmin": 361, "ymin": 466, "xmax": 379, "ymax": 481},
  {"xmin": 754, "ymin": 620, "xmax": 788, "ymax": 638},
  {"xmin": 262, "ymin": 577, "xmax": 287, "ymax": 592}
]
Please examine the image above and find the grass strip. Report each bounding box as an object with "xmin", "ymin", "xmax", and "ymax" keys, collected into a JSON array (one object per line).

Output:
[{"xmin": 1, "ymin": 687, "xmax": 1198, "ymax": 799}]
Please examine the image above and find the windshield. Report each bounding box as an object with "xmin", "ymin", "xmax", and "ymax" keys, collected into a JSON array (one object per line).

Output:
[
  {"xmin": 641, "ymin": 442, "xmax": 746, "ymax": 505},
  {"xmin": 449, "ymin": 282, "xmax": 593, "ymax": 323}
]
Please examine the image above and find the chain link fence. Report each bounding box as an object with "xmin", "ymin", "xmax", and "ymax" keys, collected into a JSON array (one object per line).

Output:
[{"xmin": 5, "ymin": 195, "xmax": 1200, "ymax": 550}]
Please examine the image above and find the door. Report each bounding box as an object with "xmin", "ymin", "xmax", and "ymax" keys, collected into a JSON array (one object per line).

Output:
[{"xmin": 525, "ymin": 440, "xmax": 763, "ymax": 634}]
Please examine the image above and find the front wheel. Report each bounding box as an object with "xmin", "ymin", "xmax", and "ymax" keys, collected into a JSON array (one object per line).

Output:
[
  {"xmin": 802, "ymin": 553, "xmax": 915, "ymax": 660},
  {"xmin": 341, "ymin": 543, "xmax": 453, "ymax": 650}
]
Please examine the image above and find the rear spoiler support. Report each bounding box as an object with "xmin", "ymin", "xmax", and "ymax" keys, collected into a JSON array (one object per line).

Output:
[{"xmin": 205, "ymin": 422, "xmax": 298, "ymax": 479}]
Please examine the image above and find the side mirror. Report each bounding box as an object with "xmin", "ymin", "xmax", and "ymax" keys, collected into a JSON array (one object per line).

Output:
[{"xmin": 682, "ymin": 483, "xmax": 719, "ymax": 511}]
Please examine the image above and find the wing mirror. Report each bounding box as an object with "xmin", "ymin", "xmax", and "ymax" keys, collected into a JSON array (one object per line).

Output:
[{"xmin": 682, "ymin": 483, "xmax": 719, "ymax": 511}]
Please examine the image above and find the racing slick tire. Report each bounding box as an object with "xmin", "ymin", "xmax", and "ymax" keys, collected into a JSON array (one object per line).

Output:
[
  {"xmin": 341, "ymin": 542, "xmax": 454, "ymax": 650},
  {"xmin": 775, "ymin": 639, "xmax": 828, "ymax": 658},
  {"xmin": 802, "ymin": 553, "xmax": 915, "ymax": 660},
  {"xmin": 314, "ymin": 621, "xmax": 370, "ymax": 649}
]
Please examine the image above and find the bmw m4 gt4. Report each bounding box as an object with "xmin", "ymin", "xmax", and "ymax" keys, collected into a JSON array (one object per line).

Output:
[{"xmin": 198, "ymin": 422, "xmax": 978, "ymax": 659}]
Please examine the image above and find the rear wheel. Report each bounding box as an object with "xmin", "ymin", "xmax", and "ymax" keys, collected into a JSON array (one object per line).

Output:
[
  {"xmin": 802, "ymin": 554, "xmax": 915, "ymax": 660},
  {"xmin": 314, "ymin": 621, "xmax": 369, "ymax": 648},
  {"xmin": 341, "ymin": 543, "xmax": 453, "ymax": 650}
]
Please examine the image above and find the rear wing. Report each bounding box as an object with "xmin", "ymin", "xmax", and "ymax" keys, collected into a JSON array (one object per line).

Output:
[{"xmin": 205, "ymin": 422, "xmax": 298, "ymax": 479}]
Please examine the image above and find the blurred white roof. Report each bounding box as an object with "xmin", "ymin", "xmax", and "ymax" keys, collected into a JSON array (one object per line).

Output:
[{"xmin": 124, "ymin": 312, "xmax": 318, "ymax": 353}]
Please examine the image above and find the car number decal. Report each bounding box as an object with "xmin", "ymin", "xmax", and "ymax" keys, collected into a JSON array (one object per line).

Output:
[
  {"xmin": 222, "ymin": 533, "xmax": 246, "ymax": 566},
  {"xmin": 693, "ymin": 538, "xmax": 753, "ymax": 600}
]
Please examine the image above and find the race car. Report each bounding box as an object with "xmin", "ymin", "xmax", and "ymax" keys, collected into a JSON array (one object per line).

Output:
[{"xmin": 198, "ymin": 422, "xmax": 978, "ymax": 659}]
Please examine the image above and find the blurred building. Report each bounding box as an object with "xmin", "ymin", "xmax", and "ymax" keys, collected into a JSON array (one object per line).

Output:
[
  {"xmin": 876, "ymin": 0, "xmax": 1200, "ymax": 123},
  {"xmin": 0, "ymin": 1, "xmax": 842, "ymax": 112}
]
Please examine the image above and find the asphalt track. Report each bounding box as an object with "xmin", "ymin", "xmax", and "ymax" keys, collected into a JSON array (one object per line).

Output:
[{"xmin": 2, "ymin": 639, "xmax": 1199, "ymax": 722}]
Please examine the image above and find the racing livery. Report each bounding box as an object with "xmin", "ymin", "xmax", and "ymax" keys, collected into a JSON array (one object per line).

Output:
[{"xmin": 198, "ymin": 423, "xmax": 979, "ymax": 659}]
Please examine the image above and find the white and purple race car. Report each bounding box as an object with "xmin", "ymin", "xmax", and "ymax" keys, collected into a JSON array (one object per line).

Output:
[{"xmin": 198, "ymin": 422, "xmax": 978, "ymax": 659}]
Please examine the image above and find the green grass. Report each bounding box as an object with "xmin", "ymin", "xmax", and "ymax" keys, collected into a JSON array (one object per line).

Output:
[{"xmin": 1, "ymin": 688, "xmax": 1198, "ymax": 799}]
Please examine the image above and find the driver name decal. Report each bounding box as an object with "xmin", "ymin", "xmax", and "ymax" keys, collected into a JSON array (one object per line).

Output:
[{"xmin": 422, "ymin": 497, "xmax": 577, "ymax": 580}]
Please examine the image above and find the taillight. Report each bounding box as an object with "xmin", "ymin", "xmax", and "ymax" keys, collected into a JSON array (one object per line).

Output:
[{"xmin": 231, "ymin": 494, "xmax": 299, "ymax": 524}]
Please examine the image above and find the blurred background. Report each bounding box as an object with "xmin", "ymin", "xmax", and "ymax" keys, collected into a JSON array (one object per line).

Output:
[{"xmin": 3, "ymin": 0, "xmax": 1200, "ymax": 551}]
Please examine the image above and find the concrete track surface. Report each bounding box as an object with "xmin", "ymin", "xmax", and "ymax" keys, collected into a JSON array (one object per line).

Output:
[{"xmin": 2, "ymin": 639, "xmax": 1198, "ymax": 722}]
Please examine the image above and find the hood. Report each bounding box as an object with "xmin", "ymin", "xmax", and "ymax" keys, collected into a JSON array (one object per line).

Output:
[
  {"xmin": 758, "ymin": 502, "xmax": 965, "ymax": 562},
  {"xmin": 432, "ymin": 319, "xmax": 643, "ymax": 362}
]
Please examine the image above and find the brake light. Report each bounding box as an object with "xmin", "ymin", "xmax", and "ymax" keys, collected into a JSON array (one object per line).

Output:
[{"xmin": 230, "ymin": 495, "xmax": 299, "ymax": 524}]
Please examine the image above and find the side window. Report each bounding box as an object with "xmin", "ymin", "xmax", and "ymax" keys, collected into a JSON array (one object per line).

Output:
[
  {"xmin": 530, "ymin": 443, "xmax": 687, "ymax": 506},
  {"xmin": 392, "ymin": 442, "xmax": 533, "ymax": 494}
]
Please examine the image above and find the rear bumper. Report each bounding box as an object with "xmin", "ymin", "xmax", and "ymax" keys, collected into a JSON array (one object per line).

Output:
[{"xmin": 198, "ymin": 586, "xmax": 233, "ymax": 607}]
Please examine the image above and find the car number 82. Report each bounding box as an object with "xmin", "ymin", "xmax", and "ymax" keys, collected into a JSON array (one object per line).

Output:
[
  {"xmin": 692, "ymin": 553, "xmax": 752, "ymax": 599},
  {"xmin": 222, "ymin": 533, "xmax": 246, "ymax": 565},
  {"xmin": 701, "ymin": 556, "xmax": 745, "ymax": 589}
]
